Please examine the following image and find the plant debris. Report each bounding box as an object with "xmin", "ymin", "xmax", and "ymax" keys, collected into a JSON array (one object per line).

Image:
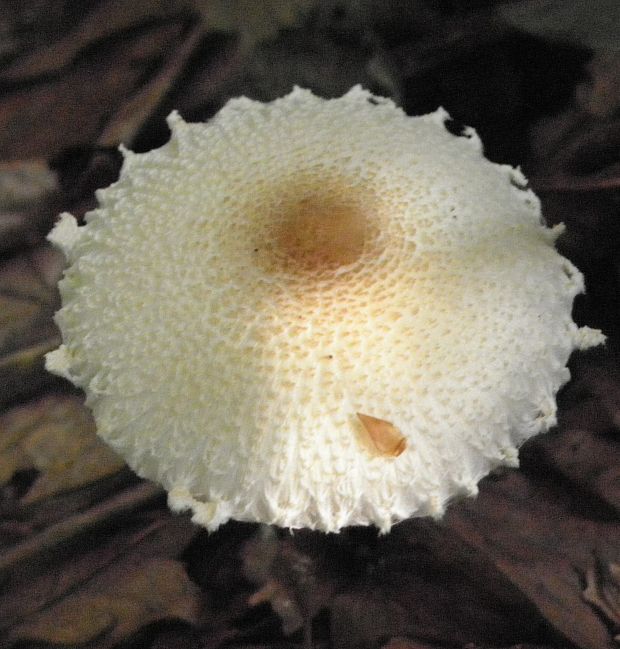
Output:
[{"xmin": 1, "ymin": 1, "xmax": 619, "ymax": 648}]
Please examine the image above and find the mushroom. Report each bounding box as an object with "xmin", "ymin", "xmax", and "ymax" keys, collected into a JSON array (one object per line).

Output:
[{"xmin": 46, "ymin": 86, "xmax": 604, "ymax": 533}]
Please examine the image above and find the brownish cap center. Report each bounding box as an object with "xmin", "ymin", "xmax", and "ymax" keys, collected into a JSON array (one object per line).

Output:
[{"xmin": 273, "ymin": 193, "xmax": 368, "ymax": 272}]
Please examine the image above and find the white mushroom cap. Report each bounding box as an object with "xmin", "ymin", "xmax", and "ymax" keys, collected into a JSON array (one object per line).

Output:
[{"xmin": 46, "ymin": 86, "xmax": 604, "ymax": 533}]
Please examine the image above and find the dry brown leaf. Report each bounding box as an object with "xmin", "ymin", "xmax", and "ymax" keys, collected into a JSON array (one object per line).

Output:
[
  {"xmin": 0, "ymin": 394, "xmax": 125, "ymax": 503},
  {"xmin": 0, "ymin": 21, "xmax": 186, "ymax": 161},
  {"xmin": 0, "ymin": 0, "xmax": 189, "ymax": 81},
  {"xmin": 583, "ymin": 559, "xmax": 620, "ymax": 630},
  {"xmin": 329, "ymin": 518, "xmax": 550, "ymax": 649},
  {"xmin": 0, "ymin": 514, "xmax": 197, "ymax": 631},
  {"xmin": 1, "ymin": 511, "xmax": 200, "ymax": 648},
  {"xmin": 446, "ymin": 470, "xmax": 620, "ymax": 649},
  {"xmin": 0, "ymin": 160, "xmax": 57, "ymax": 210},
  {"xmin": 192, "ymin": 0, "xmax": 316, "ymax": 49},
  {"xmin": 7, "ymin": 556, "xmax": 202, "ymax": 648},
  {"xmin": 97, "ymin": 22, "xmax": 204, "ymax": 148},
  {"xmin": 0, "ymin": 482, "xmax": 164, "ymax": 579},
  {"xmin": 528, "ymin": 428, "xmax": 620, "ymax": 513},
  {"xmin": 242, "ymin": 526, "xmax": 335, "ymax": 637},
  {"xmin": 0, "ymin": 246, "xmax": 64, "ymax": 408}
]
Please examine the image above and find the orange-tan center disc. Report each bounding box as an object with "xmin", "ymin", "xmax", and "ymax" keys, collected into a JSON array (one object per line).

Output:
[{"xmin": 274, "ymin": 193, "xmax": 367, "ymax": 272}]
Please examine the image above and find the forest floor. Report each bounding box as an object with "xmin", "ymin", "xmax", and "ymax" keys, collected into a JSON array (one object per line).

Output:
[{"xmin": 0, "ymin": 1, "xmax": 619, "ymax": 648}]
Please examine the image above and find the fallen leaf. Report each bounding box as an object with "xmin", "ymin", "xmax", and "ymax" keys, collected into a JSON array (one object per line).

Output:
[
  {"xmin": 583, "ymin": 559, "xmax": 620, "ymax": 629},
  {"xmin": 7, "ymin": 555, "xmax": 202, "ymax": 648},
  {"xmin": 0, "ymin": 393, "xmax": 125, "ymax": 503},
  {"xmin": 357, "ymin": 412, "xmax": 406, "ymax": 457},
  {"xmin": 526, "ymin": 428, "xmax": 620, "ymax": 513},
  {"xmin": 0, "ymin": 0, "xmax": 188, "ymax": 81},
  {"xmin": 242, "ymin": 526, "xmax": 335, "ymax": 636},
  {"xmin": 0, "ymin": 21, "xmax": 187, "ymax": 161},
  {"xmin": 446, "ymin": 470, "xmax": 620, "ymax": 649},
  {"xmin": 0, "ymin": 481, "xmax": 163, "ymax": 579},
  {"xmin": 0, "ymin": 245, "xmax": 65, "ymax": 407},
  {"xmin": 498, "ymin": 0, "xmax": 620, "ymax": 50},
  {"xmin": 0, "ymin": 160, "xmax": 57, "ymax": 211},
  {"xmin": 329, "ymin": 518, "xmax": 552, "ymax": 649},
  {"xmin": 97, "ymin": 22, "xmax": 204, "ymax": 148},
  {"xmin": 192, "ymin": 0, "xmax": 317, "ymax": 50},
  {"xmin": 0, "ymin": 499, "xmax": 198, "ymax": 641},
  {"xmin": 0, "ymin": 246, "xmax": 64, "ymax": 408}
]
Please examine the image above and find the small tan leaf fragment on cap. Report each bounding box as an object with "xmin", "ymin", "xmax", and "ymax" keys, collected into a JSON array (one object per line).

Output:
[{"xmin": 357, "ymin": 413, "xmax": 406, "ymax": 457}]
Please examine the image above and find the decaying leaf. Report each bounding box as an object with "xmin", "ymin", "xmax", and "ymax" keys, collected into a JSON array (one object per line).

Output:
[
  {"xmin": 242, "ymin": 526, "xmax": 335, "ymax": 638},
  {"xmin": 0, "ymin": 0, "xmax": 188, "ymax": 81},
  {"xmin": 583, "ymin": 559, "xmax": 620, "ymax": 631},
  {"xmin": 0, "ymin": 246, "xmax": 64, "ymax": 408},
  {"xmin": 0, "ymin": 21, "xmax": 188, "ymax": 161},
  {"xmin": 527, "ymin": 427, "xmax": 620, "ymax": 512},
  {"xmin": 0, "ymin": 513, "xmax": 200, "ymax": 645},
  {"xmin": 96, "ymin": 23, "xmax": 204, "ymax": 148},
  {"xmin": 192, "ymin": 0, "xmax": 317, "ymax": 49},
  {"xmin": 446, "ymin": 469, "xmax": 620, "ymax": 649},
  {"xmin": 498, "ymin": 0, "xmax": 620, "ymax": 50},
  {"xmin": 0, "ymin": 160, "xmax": 57, "ymax": 211},
  {"xmin": 0, "ymin": 393, "xmax": 125, "ymax": 503},
  {"xmin": 329, "ymin": 518, "xmax": 552, "ymax": 649},
  {"xmin": 7, "ymin": 556, "xmax": 202, "ymax": 648}
]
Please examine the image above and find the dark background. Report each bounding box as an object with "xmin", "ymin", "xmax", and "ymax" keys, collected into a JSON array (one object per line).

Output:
[{"xmin": 0, "ymin": 2, "xmax": 619, "ymax": 648}]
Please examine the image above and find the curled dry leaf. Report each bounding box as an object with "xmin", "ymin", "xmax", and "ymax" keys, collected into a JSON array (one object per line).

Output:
[
  {"xmin": 7, "ymin": 557, "xmax": 202, "ymax": 648},
  {"xmin": 0, "ymin": 21, "xmax": 187, "ymax": 161},
  {"xmin": 583, "ymin": 559, "xmax": 620, "ymax": 632},
  {"xmin": 527, "ymin": 427, "xmax": 620, "ymax": 513},
  {"xmin": 0, "ymin": 246, "xmax": 64, "ymax": 408},
  {"xmin": 0, "ymin": 0, "xmax": 188, "ymax": 81},
  {"xmin": 0, "ymin": 514, "xmax": 200, "ymax": 647},
  {"xmin": 357, "ymin": 413, "xmax": 407, "ymax": 457},
  {"xmin": 0, "ymin": 160, "xmax": 58, "ymax": 211},
  {"xmin": 242, "ymin": 527, "xmax": 335, "ymax": 637},
  {"xmin": 0, "ymin": 393, "xmax": 125, "ymax": 504},
  {"xmin": 191, "ymin": 0, "xmax": 317, "ymax": 50},
  {"xmin": 446, "ymin": 469, "xmax": 620, "ymax": 649}
]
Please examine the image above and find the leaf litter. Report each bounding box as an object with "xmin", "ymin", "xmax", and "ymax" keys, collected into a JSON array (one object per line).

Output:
[{"xmin": 0, "ymin": 1, "xmax": 619, "ymax": 648}]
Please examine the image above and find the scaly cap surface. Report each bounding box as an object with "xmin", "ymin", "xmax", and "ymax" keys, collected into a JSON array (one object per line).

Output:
[{"xmin": 46, "ymin": 86, "xmax": 604, "ymax": 532}]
